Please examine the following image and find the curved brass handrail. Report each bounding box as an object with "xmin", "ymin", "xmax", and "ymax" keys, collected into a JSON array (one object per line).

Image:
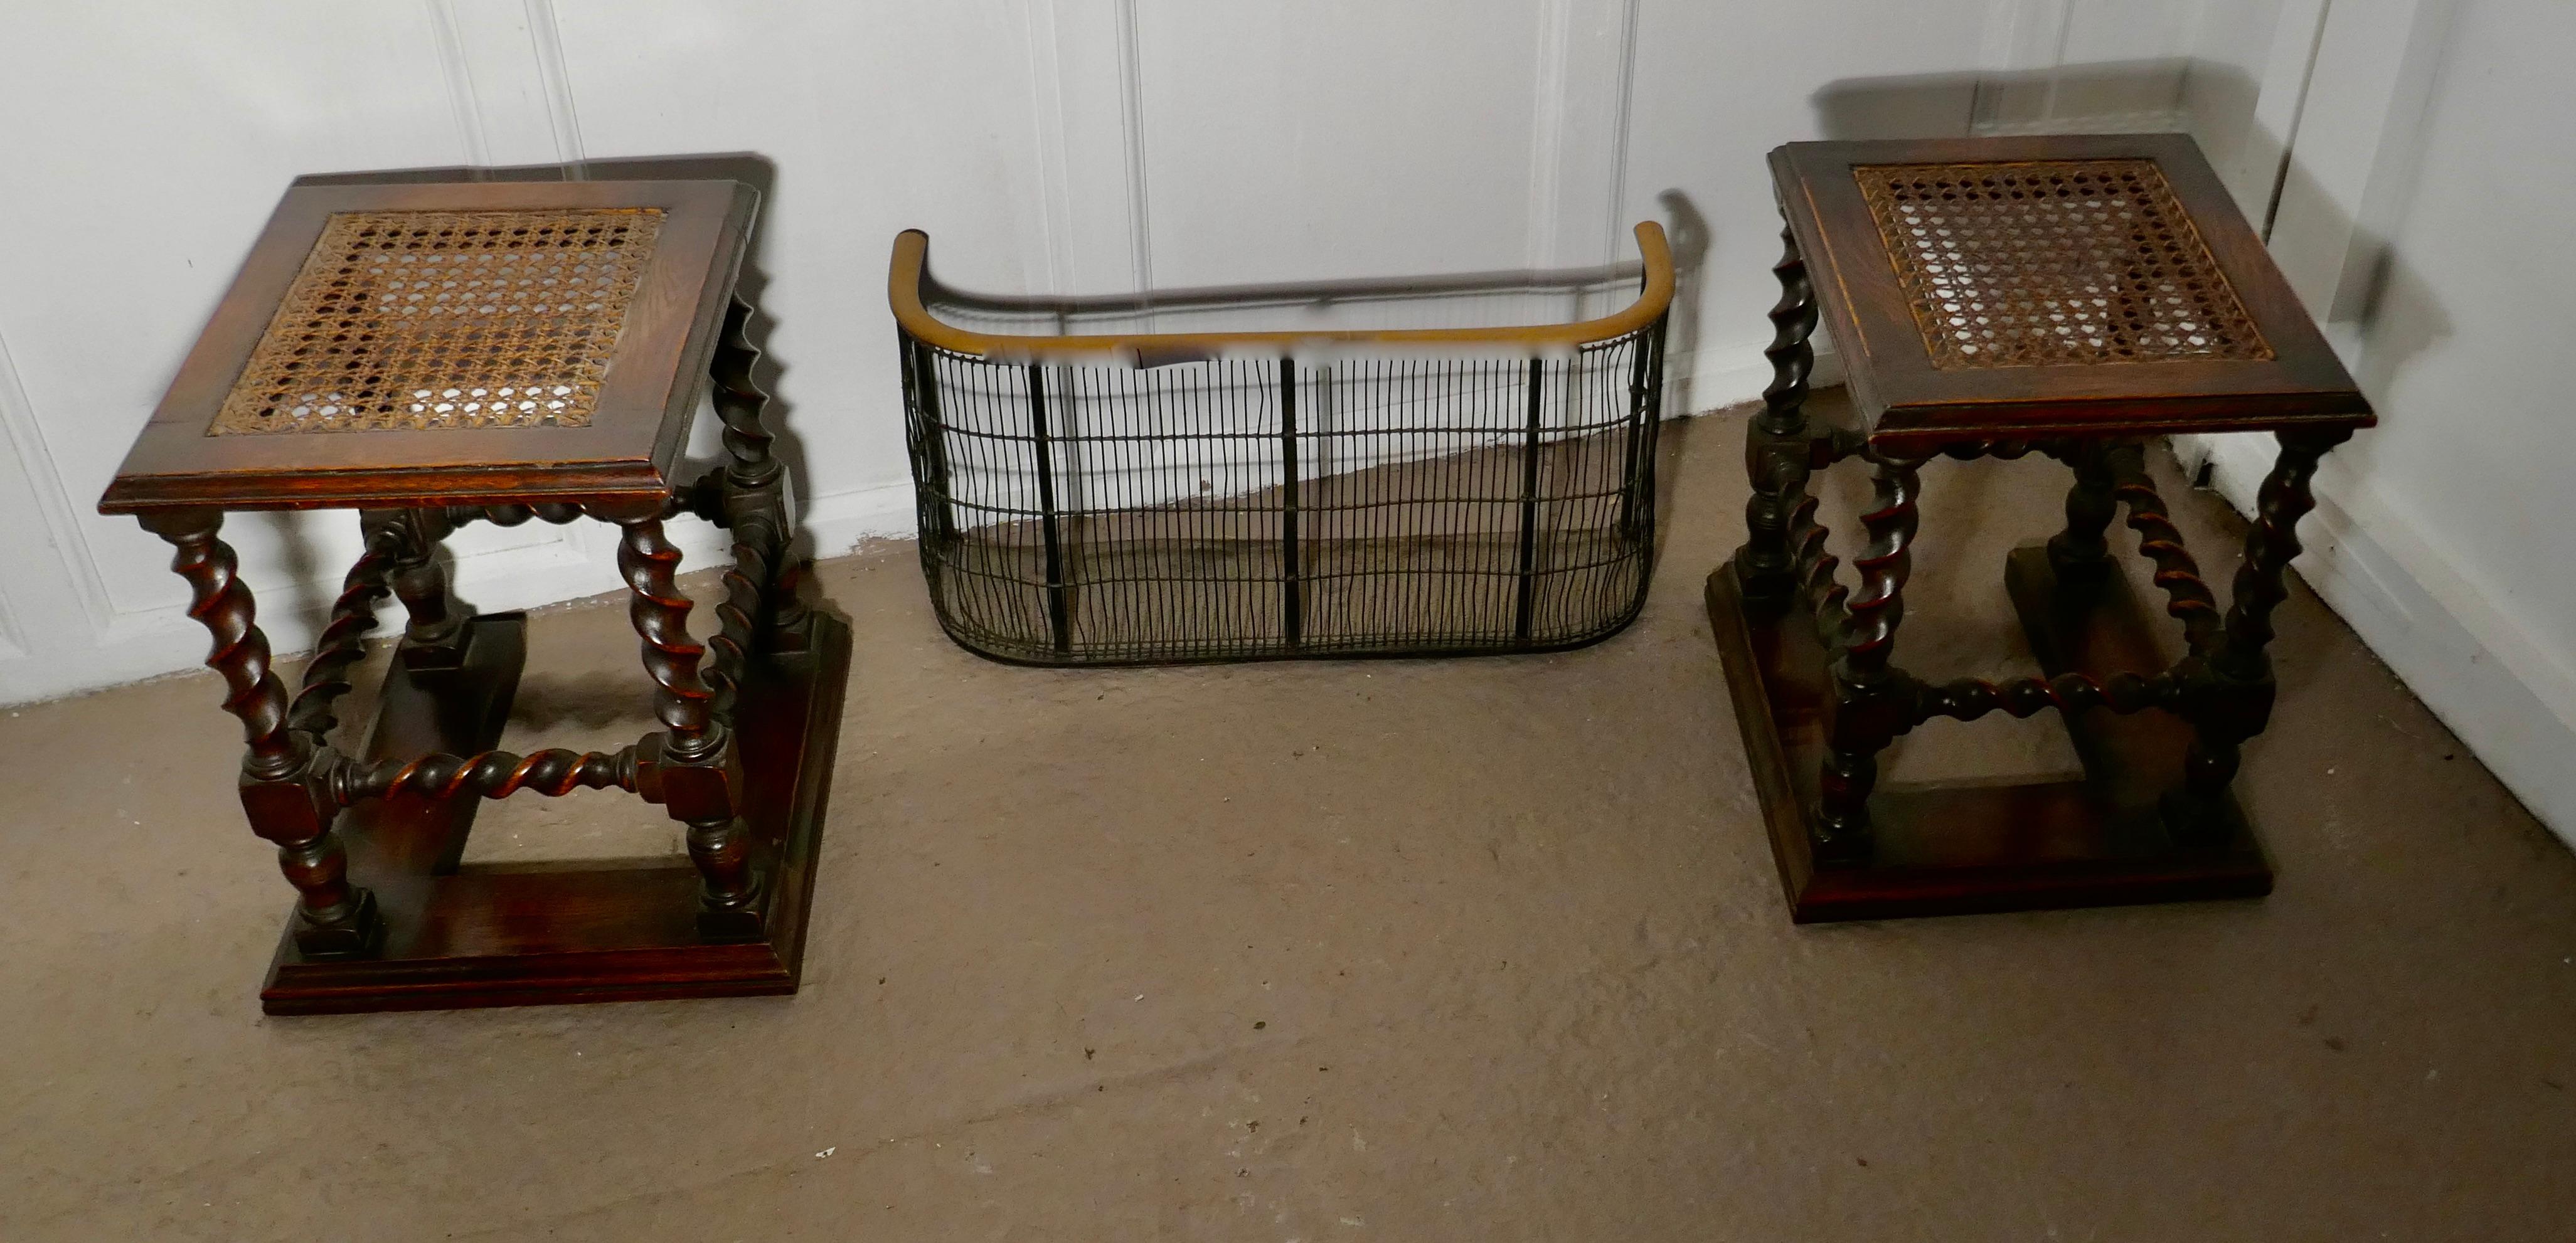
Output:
[{"xmin": 889, "ymin": 222, "xmax": 1673, "ymax": 366}]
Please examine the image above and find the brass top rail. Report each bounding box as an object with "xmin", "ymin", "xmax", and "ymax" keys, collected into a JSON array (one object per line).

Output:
[{"xmin": 889, "ymin": 222, "xmax": 1674, "ymax": 366}]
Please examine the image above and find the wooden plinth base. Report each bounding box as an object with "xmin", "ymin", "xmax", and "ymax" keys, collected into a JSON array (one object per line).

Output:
[
  {"xmin": 1706, "ymin": 547, "xmax": 2270, "ymax": 923},
  {"xmin": 260, "ymin": 610, "xmax": 853, "ymax": 1014}
]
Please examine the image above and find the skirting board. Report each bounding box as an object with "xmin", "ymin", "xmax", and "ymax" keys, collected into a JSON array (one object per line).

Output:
[
  {"xmin": 2178, "ymin": 431, "xmax": 2576, "ymax": 848},
  {"xmin": 0, "ymin": 334, "xmax": 1807, "ymax": 708},
  {"xmin": 1663, "ymin": 337, "xmax": 1843, "ymax": 420},
  {"xmin": 0, "ymin": 478, "xmax": 918, "ymax": 707}
]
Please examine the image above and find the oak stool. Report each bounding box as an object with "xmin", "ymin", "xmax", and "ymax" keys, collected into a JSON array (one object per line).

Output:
[
  {"xmin": 98, "ymin": 177, "xmax": 849, "ymax": 1012},
  {"xmin": 1709, "ymin": 134, "xmax": 2373, "ymax": 922}
]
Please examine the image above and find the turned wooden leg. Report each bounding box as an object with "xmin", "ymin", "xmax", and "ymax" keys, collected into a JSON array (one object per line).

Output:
[
  {"xmin": 2212, "ymin": 429, "xmax": 2350, "ymax": 681},
  {"xmin": 2046, "ymin": 440, "xmax": 2120, "ymax": 582},
  {"xmin": 361, "ymin": 507, "xmax": 469, "ymax": 668},
  {"xmin": 612, "ymin": 512, "xmax": 764, "ymax": 936},
  {"xmin": 711, "ymin": 294, "xmax": 807, "ymax": 633},
  {"xmin": 1733, "ymin": 218, "xmax": 1819, "ymax": 611},
  {"xmin": 137, "ymin": 510, "xmax": 382, "ymax": 958},
  {"xmin": 286, "ymin": 527, "xmax": 402, "ymax": 743},
  {"xmin": 614, "ymin": 513, "xmax": 718, "ymax": 756},
  {"xmin": 2168, "ymin": 428, "xmax": 2351, "ymax": 837},
  {"xmin": 1814, "ymin": 452, "xmax": 1924, "ymax": 858}
]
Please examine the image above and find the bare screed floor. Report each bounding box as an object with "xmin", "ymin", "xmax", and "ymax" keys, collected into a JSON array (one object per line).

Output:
[{"xmin": 5, "ymin": 397, "xmax": 2573, "ymax": 1241}]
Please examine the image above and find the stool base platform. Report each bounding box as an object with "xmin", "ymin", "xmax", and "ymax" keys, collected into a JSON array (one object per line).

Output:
[
  {"xmin": 1708, "ymin": 547, "xmax": 2270, "ymax": 923},
  {"xmin": 258, "ymin": 610, "xmax": 853, "ymax": 1014}
]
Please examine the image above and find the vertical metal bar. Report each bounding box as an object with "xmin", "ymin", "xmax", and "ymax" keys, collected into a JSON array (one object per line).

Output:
[
  {"xmin": 1639, "ymin": 314, "xmax": 1668, "ymax": 539},
  {"xmin": 1616, "ymin": 314, "xmax": 1668, "ymax": 538},
  {"xmin": 1617, "ymin": 334, "xmax": 1648, "ymax": 538},
  {"xmin": 1026, "ymin": 364, "xmax": 1072, "ymax": 653},
  {"xmin": 1279, "ymin": 356, "xmax": 1302, "ymax": 648},
  {"xmin": 1514, "ymin": 356, "xmax": 1545, "ymax": 646},
  {"xmin": 908, "ymin": 338, "xmax": 959, "ymax": 546}
]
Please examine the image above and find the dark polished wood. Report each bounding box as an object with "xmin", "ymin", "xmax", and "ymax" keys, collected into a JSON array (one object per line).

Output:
[
  {"xmin": 1733, "ymin": 221, "xmax": 1821, "ymax": 610},
  {"xmin": 2169, "ymin": 426, "xmax": 2351, "ymax": 835},
  {"xmin": 261, "ymin": 613, "xmax": 848, "ymax": 1013},
  {"xmin": 1719, "ymin": 134, "xmax": 2371, "ymax": 921},
  {"xmin": 348, "ymin": 613, "xmax": 526, "ymax": 878},
  {"xmin": 1770, "ymin": 133, "xmax": 2372, "ymax": 450},
  {"xmin": 98, "ymin": 179, "xmax": 757, "ymax": 514},
  {"xmin": 2046, "ymin": 441, "xmax": 2120, "ymax": 580},
  {"xmin": 363, "ymin": 507, "xmax": 471, "ymax": 668},
  {"xmin": 139, "ymin": 509, "xmax": 383, "ymax": 958},
  {"xmin": 1710, "ymin": 553, "xmax": 2270, "ymax": 922},
  {"xmin": 100, "ymin": 173, "xmax": 847, "ymax": 1012},
  {"xmin": 1816, "ymin": 448, "xmax": 1925, "ymax": 852}
]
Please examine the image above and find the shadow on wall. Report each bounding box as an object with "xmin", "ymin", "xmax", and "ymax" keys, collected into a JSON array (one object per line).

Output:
[
  {"xmin": 1811, "ymin": 60, "xmax": 2238, "ymax": 141},
  {"xmin": 1792, "ymin": 62, "xmax": 2457, "ymax": 709},
  {"xmin": 1803, "ymin": 58, "xmax": 2454, "ymax": 413},
  {"xmin": 1652, "ymin": 188, "xmax": 1713, "ymax": 419},
  {"xmin": 2254, "ymin": 159, "xmax": 2452, "ymax": 494},
  {"xmin": 261, "ymin": 153, "xmax": 808, "ymax": 621}
]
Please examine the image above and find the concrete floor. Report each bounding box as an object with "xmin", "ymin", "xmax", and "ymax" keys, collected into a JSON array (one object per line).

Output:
[{"xmin": 6, "ymin": 400, "xmax": 2574, "ymax": 1240}]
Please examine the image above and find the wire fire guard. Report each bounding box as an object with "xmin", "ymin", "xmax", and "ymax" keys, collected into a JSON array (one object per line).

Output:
[{"xmin": 888, "ymin": 223, "xmax": 1674, "ymax": 665}]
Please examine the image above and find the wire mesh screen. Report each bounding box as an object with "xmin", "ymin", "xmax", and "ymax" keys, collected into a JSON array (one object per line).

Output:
[{"xmin": 893, "ymin": 240, "xmax": 1668, "ymax": 665}]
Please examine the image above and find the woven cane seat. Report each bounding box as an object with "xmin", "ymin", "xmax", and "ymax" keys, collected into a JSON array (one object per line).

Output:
[
  {"xmin": 1853, "ymin": 159, "xmax": 2271, "ymax": 370},
  {"xmin": 1767, "ymin": 134, "xmax": 2368, "ymax": 446},
  {"xmin": 209, "ymin": 209, "xmax": 666, "ymax": 436},
  {"xmin": 102, "ymin": 177, "xmax": 757, "ymax": 512}
]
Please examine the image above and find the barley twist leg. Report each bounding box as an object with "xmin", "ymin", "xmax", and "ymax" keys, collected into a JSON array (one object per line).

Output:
[
  {"xmin": 138, "ymin": 509, "xmax": 380, "ymax": 958},
  {"xmin": 1814, "ymin": 452, "xmax": 1924, "ymax": 858},
  {"xmin": 1733, "ymin": 217, "xmax": 1819, "ymax": 611}
]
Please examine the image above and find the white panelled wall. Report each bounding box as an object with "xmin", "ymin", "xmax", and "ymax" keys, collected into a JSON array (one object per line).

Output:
[
  {"xmin": 2179, "ymin": 0, "xmax": 2576, "ymax": 840},
  {"xmin": 1, "ymin": 3, "xmax": 2565, "ymax": 842}
]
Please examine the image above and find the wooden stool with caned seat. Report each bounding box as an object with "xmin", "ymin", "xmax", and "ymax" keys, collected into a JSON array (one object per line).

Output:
[
  {"xmin": 98, "ymin": 175, "xmax": 849, "ymax": 1012},
  {"xmin": 1709, "ymin": 134, "xmax": 2375, "ymax": 921}
]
